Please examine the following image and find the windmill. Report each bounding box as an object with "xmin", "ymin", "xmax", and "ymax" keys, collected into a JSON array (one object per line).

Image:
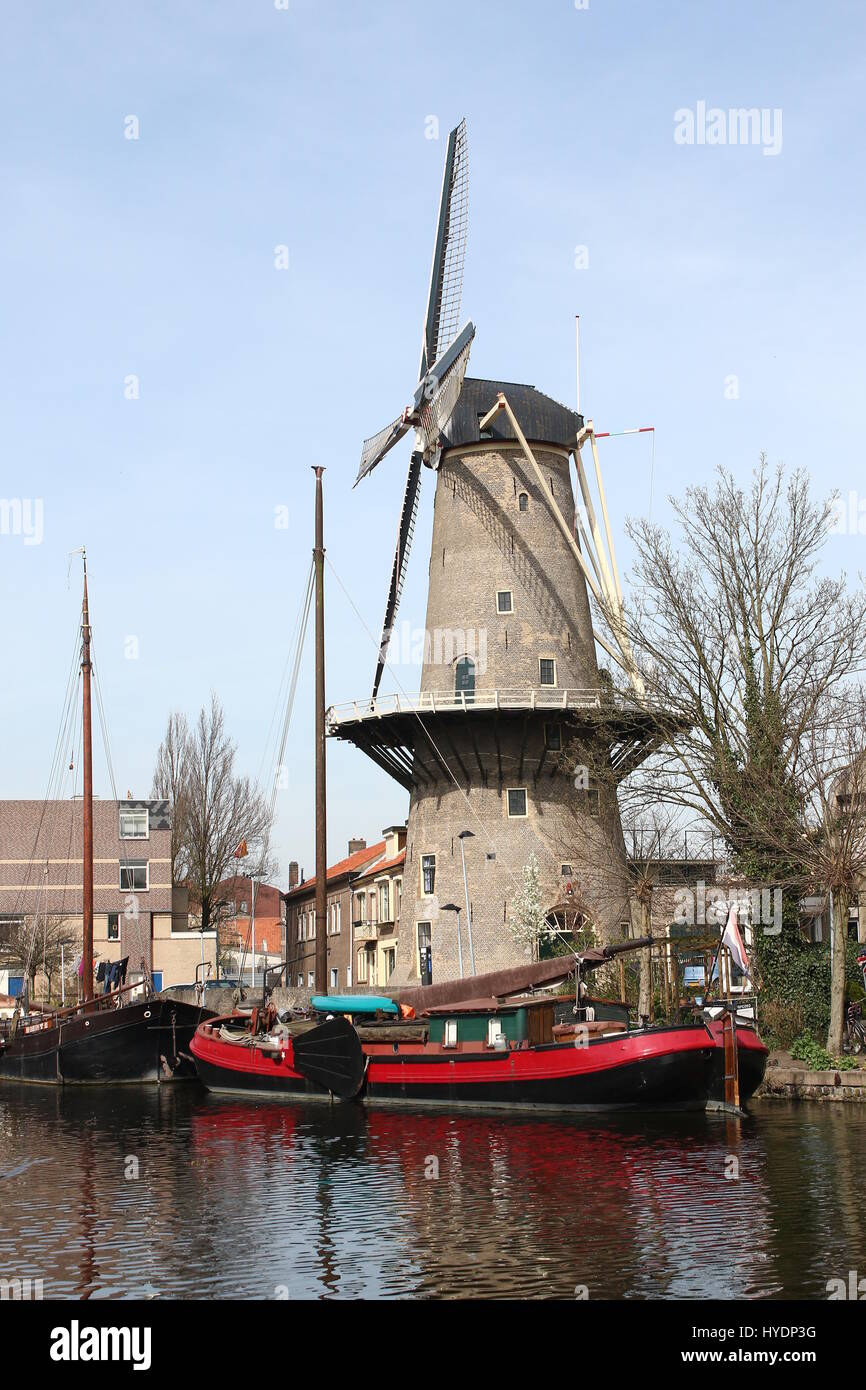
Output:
[
  {"xmin": 331, "ymin": 125, "xmax": 672, "ymax": 988},
  {"xmin": 355, "ymin": 119, "xmax": 474, "ymax": 698}
]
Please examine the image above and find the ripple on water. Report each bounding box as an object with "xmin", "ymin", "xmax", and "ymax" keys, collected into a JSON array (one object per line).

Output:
[{"xmin": 0, "ymin": 1088, "xmax": 864, "ymax": 1299}]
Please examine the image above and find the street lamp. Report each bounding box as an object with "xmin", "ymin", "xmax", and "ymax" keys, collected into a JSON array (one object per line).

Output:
[
  {"xmin": 457, "ymin": 830, "xmax": 476, "ymax": 975},
  {"xmin": 440, "ymin": 903, "xmax": 464, "ymax": 979}
]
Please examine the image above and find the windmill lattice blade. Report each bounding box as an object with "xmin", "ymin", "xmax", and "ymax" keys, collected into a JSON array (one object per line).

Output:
[
  {"xmin": 420, "ymin": 118, "xmax": 469, "ymax": 380},
  {"xmin": 355, "ymin": 414, "xmax": 411, "ymax": 486},
  {"xmin": 372, "ymin": 452, "xmax": 423, "ymax": 699},
  {"xmin": 418, "ymin": 327, "xmax": 474, "ymax": 458}
]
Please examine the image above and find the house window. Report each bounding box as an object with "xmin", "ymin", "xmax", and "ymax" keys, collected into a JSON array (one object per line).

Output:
[
  {"xmin": 507, "ymin": 789, "xmax": 528, "ymax": 818},
  {"xmin": 443, "ymin": 1019, "xmax": 458, "ymax": 1048},
  {"xmin": 455, "ymin": 655, "xmax": 475, "ymax": 702},
  {"xmin": 518, "ymin": 492, "xmax": 528, "ymax": 512},
  {"xmin": 335, "ymin": 901, "xmax": 341, "ymax": 934},
  {"xmin": 421, "ymin": 854, "xmax": 436, "ymax": 895},
  {"xmin": 366, "ymin": 947, "xmax": 377, "ymax": 986},
  {"xmin": 395, "ymin": 878, "xmax": 402, "ymax": 920},
  {"xmin": 545, "ymin": 723, "xmax": 562, "ymax": 750},
  {"xmin": 587, "ymin": 789, "xmax": 600, "ymax": 818},
  {"xmin": 107, "ymin": 912, "xmax": 120, "ymax": 941},
  {"xmin": 539, "ymin": 658, "xmax": 556, "ymax": 686},
  {"xmin": 417, "ymin": 922, "xmax": 432, "ymax": 984},
  {"xmin": 119, "ymin": 860, "xmax": 148, "ymax": 892},
  {"xmin": 380, "ymin": 881, "xmax": 390, "ymax": 922},
  {"xmin": 119, "ymin": 807, "xmax": 148, "ymax": 839},
  {"xmin": 383, "ymin": 947, "xmax": 396, "ymax": 980},
  {"xmin": 357, "ymin": 950, "xmax": 367, "ymax": 983},
  {"xmin": 297, "ymin": 974, "xmax": 303, "ymax": 988},
  {"xmin": 496, "ymin": 590, "xmax": 513, "ymax": 614},
  {"xmin": 330, "ymin": 968, "xmax": 338, "ymax": 989},
  {"xmin": 355, "ymin": 892, "xmax": 365, "ymax": 923}
]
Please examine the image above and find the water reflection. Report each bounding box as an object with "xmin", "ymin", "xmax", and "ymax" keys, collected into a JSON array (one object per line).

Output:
[{"xmin": 0, "ymin": 1085, "xmax": 863, "ymax": 1300}]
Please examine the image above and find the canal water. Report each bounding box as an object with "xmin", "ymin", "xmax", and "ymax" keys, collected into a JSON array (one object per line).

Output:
[{"xmin": 0, "ymin": 1086, "xmax": 862, "ymax": 1300}]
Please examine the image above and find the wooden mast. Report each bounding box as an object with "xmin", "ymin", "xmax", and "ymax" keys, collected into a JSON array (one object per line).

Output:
[
  {"xmin": 313, "ymin": 468, "xmax": 328, "ymax": 995},
  {"xmin": 81, "ymin": 555, "xmax": 94, "ymax": 1006}
]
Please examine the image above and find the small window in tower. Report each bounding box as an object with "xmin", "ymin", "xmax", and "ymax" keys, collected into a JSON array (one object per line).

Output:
[
  {"xmin": 561, "ymin": 864, "xmax": 573, "ymax": 877},
  {"xmin": 497, "ymin": 590, "xmax": 513, "ymax": 614},
  {"xmin": 518, "ymin": 492, "xmax": 529, "ymax": 512},
  {"xmin": 539, "ymin": 658, "xmax": 557, "ymax": 686},
  {"xmin": 507, "ymin": 788, "xmax": 528, "ymax": 818},
  {"xmin": 587, "ymin": 789, "xmax": 600, "ymax": 818},
  {"xmin": 544, "ymin": 723, "xmax": 562, "ymax": 750},
  {"xmin": 421, "ymin": 854, "xmax": 436, "ymax": 895}
]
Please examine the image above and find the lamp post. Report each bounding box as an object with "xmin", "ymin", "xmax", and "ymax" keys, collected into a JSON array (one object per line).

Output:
[
  {"xmin": 458, "ymin": 830, "xmax": 476, "ymax": 975},
  {"xmin": 441, "ymin": 903, "xmax": 464, "ymax": 979}
]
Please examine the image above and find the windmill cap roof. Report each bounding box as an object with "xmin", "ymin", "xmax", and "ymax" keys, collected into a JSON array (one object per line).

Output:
[{"xmin": 441, "ymin": 378, "xmax": 583, "ymax": 452}]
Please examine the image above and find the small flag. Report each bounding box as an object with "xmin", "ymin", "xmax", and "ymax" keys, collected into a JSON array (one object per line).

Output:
[
  {"xmin": 234, "ymin": 839, "xmax": 248, "ymax": 859},
  {"xmin": 715, "ymin": 903, "xmax": 750, "ymax": 979}
]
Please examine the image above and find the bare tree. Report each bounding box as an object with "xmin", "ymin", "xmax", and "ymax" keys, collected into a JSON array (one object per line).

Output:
[
  {"xmin": 151, "ymin": 711, "xmax": 191, "ymax": 883},
  {"xmin": 181, "ymin": 696, "xmax": 275, "ymax": 936},
  {"xmin": 726, "ymin": 689, "xmax": 866, "ymax": 1052},
  {"xmin": 616, "ymin": 457, "xmax": 866, "ymax": 876}
]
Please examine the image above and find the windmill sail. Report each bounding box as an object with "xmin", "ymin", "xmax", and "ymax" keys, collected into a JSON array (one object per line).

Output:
[
  {"xmin": 372, "ymin": 451, "xmax": 423, "ymax": 699},
  {"xmin": 355, "ymin": 118, "xmax": 473, "ymax": 696},
  {"xmin": 356, "ymin": 413, "xmax": 411, "ymax": 486},
  {"xmin": 420, "ymin": 118, "xmax": 469, "ymax": 379}
]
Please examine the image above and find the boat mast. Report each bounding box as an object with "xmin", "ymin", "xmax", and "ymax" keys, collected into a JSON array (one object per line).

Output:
[
  {"xmin": 313, "ymin": 467, "xmax": 328, "ymax": 995},
  {"xmin": 81, "ymin": 555, "xmax": 94, "ymax": 1006}
]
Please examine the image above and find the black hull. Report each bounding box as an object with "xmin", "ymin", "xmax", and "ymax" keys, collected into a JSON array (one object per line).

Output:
[
  {"xmin": 707, "ymin": 1040, "xmax": 768, "ymax": 1105},
  {"xmin": 365, "ymin": 1046, "xmax": 716, "ymax": 1112},
  {"xmin": 0, "ymin": 998, "xmax": 211, "ymax": 1085}
]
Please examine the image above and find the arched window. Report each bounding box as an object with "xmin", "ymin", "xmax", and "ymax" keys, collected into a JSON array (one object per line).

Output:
[
  {"xmin": 455, "ymin": 655, "xmax": 476, "ymax": 703},
  {"xmin": 518, "ymin": 492, "xmax": 528, "ymax": 512}
]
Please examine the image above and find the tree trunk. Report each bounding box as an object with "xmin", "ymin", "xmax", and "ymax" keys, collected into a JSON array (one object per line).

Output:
[
  {"xmin": 637, "ymin": 897, "xmax": 652, "ymax": 1021},
  {"xmin": 828, "ymin": 888, "xmax": 849, "ymax": 1056}
]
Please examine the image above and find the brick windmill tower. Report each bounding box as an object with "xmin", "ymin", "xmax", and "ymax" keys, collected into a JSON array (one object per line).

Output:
[{"xmin": 329, "ymin": 122, "xmax": 660, "ymax": 987}]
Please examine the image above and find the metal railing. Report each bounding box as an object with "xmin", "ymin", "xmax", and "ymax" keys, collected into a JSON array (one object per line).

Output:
[{"xmin": 327, "ymin": 686, "xmax": 662, "ymax": 727}]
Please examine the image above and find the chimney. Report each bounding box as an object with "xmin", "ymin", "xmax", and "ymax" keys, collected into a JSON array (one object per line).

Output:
[
  {"xmin": 289, "ymin": 861, "xmax": 299, "ymax": 889},
  {"xmin": 348, "ymin": 838, "xmax": 366, "ymax": 856}
]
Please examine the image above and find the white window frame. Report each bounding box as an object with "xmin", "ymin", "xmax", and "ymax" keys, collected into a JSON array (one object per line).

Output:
[
  {"xmin": 417, "ymin": 921, "xmax": 432, "ymax": 978},
  {"xmin": 539, "ymin": 657, "xmax": 557, "ymax": 687},
  {"xmin": 119, "ymin": 806, "xmax": 149, "ymax": 840},
  {"xmin": 496, "ymin": 590, "xmax": 513, "ymax": 614},
  {"xmin": 506, "ymin": 788, "xmax": 528, "ymax": 819},
  {"xmin": 443, "ymin": 1019, "xmax": 458, "ymax": 1049},
  {"xmin": 488, "ymin": 1017, "xmax": 505, "ymax": 1046}
]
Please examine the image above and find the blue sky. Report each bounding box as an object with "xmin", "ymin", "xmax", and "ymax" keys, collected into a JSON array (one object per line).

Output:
[{"xmin": 1, "ymin": 0, "xmax": 864, "ymax": 877}]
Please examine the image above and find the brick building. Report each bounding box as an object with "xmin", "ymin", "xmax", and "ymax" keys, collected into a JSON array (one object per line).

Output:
[
  {"xmin": 0, "ymin": 798, "xmax": 214, "ymax": 996},
  {"xmin": 211, "ymin": 874, "xmax": 285, "ymax": 981},
  {"xmin": 284, "ymin": 835, "xmax": 394, "ymax": 991}
]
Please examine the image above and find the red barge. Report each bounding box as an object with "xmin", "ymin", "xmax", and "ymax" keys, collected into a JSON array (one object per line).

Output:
[{"xmin": 190, "ymin": 947, "xmax": 768, "ymax": 1113}]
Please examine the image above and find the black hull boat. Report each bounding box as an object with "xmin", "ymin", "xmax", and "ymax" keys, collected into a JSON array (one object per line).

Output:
[{"xmin": 0, "ymin": 996, "xmax": 210, "ymax": 1086}]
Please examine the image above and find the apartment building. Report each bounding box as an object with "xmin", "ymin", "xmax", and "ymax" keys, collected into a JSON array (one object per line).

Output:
[
  {"xmin": 0, "ymin": 798, "xmax": 213, "ymax": 996},
  {"xmin": 350, "ymin": 827, "xmax": 406, "ymax": 988},
  {"xmin": 284, "ymin": 832, "xmax": 406, "ymax": 992}
]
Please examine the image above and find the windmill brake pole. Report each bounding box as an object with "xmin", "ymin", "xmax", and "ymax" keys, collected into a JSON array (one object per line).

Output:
[{"xmin": 478, "ymin": 394, "xmax": 644, "ymax": 695}]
